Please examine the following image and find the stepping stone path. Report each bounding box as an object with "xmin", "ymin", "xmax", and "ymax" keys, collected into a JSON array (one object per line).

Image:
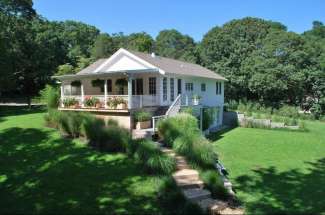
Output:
[{"xmin": 161, "ymin": 147, "xmax": 244, "ymax": 215}]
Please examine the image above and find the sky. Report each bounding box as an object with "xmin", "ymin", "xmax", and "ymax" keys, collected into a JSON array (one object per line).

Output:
[{"xmin": 33, "ymin": 0, "xmax": 325, "ymax": 41}]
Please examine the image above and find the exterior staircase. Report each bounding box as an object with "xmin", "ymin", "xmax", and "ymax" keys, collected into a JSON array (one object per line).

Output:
[{"xmin": 161, "ymin": 147, "xmax": 244, "ymax": 215}]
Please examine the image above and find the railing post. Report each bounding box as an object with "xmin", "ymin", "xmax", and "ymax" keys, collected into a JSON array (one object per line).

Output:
[
  {"xmin": 127, "ymin": 76, "xmax": 133, "ymax": 109},
  {"xmin": 140, "ymin": 95, "xmax": 143, "ymax": 108},
  {"xmin": 104, "ymin": 79, "xmax": 107, "ymax": 108},
  {"xmin": 81, "ymin": 82, "xmax": 84, "ymax": 108},
  {"xmin": 60, "ymin": 85, "xmax": 64, "ymax": 107}
]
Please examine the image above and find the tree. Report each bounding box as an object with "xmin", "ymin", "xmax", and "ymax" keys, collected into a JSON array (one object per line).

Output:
[
  {"xmin": 126, "ymin": 32, "xmax": 154, "ymax": 52},
  {"xmin": 91, "ymin": 33, "xmax": 115, "ymax": 59},
  {"xmin": 200, "ymin": 17, "xmax": 287, "ymax": 101},
  {"xmin": 155, "ymin": 29, "xmax": 197, "ymax": 62}
]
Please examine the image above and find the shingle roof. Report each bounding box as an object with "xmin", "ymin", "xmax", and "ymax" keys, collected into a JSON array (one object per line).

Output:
[
  {"xmin": 77, "ymin": 58, "xmax": 107, "ymax": 75},
  {"xmin": 128, "ymin": 50, "xmax": 226, "ymax": 80},
  {"xmin": 76, "ymin": 49, "xmax": 226, "ymax": 80}
]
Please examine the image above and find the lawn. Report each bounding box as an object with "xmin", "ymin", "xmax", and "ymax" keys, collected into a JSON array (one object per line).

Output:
[
  {"xmin": 0, "ymin": 107, "xmax": 163, "ymax": 214},
  {"xmin": 212, "ymin": 122, "xmax": 325, "ymax": 214}
]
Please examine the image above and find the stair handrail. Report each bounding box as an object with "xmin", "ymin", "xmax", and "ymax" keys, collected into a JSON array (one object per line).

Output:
[{"xmin": 165, "ymin": 94, "xmax": 181, "ymax": 117}]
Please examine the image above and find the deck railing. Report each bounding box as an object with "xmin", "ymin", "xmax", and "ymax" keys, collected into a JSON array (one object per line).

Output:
[{"xmin": 60, "ymin": 94, "xmax": 159, "ymax": 109}]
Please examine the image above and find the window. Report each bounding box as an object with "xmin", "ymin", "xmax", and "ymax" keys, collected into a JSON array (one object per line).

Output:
[
  {"xmin": 177, "ymin": 79, "xmax": 182, "ymax": 95},
  {"xmin": 170, "ymin": 78, "xmax": 175, "ymax": 101},
  {"xmin": 216, "ymin": 82, "xmax": 222, "ymax": 95},
  {"xmin": 136, "ymin": 79, "xmax": 143, "ymax": 95},
  {"xmin": 163, "ymin": 77, "xmax": 167, "ymax": 101},
  {"xmin": 149, "ymin": 77, "xmax": 156, "ymax": 95},
  {"xmin": 185, "ymin": 83, "xmax": 193, "ymax": 92},
  {"xmin": 64, "ymin": 85, "xmax": 80, "ymax": 95},
  {"xmin": 107, "ymin": 79, "xmax": 112, "ymax": 92},
  {"xmin": 201, "ymin": 83, "xmax": 206, "ymax": 92}
]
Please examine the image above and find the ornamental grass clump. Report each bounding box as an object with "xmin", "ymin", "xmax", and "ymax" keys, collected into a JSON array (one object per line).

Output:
[
  {"xmin": 44, "ymin": 109, "xmax": 61, "ymax": 128},
  {"xmin": 58, "ymin": 111, "xmax": 84, "ymax": 138},
  {"xmin": 157, "ymin": 113, "xmax": 200, "ymax": 147},
  {"xmin": 133, "ymin": 139, "xmax": 176, "ymax": 175},
  {"xmin": 201, "ymin": 170, "xmax": 229, "ymax": 200}
]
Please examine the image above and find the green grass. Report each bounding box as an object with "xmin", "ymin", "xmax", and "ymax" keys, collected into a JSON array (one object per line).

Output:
[
  {"xmin": 0, "ymin": 107, "xmax": 164, "ymax": 214},
  {"xmin": 211, "ymin": 122, "xmax": 325, "ymax": 214}
]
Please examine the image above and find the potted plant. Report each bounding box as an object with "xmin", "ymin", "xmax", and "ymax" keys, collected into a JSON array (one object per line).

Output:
[
  {"xmin": 62, "ymin": 98, "xmax": 79, "ymax": 108},
  {"xmin": 84, "ymin": 96, "xmax": 100, "ymax": 108},
  {"xmin": 134, "ymin": 110, "xmax": 152, "ymax": 129},
  {"xmin": 192, "ymin": 94, "xmax": 202, "ymax": 105},
  {"xmin": 107, "ymin": 97, "xmax": 127, "ymax": 109},
  {"xmin": 115, "ymin": 78, "xmax": 127, "ymax": 94},
  {"xmin": 70, "ymin": 80, "xmax": 81, "ymax": 87},
  {"xmin": 91, "ymin": 79, "xmax": 105, "ymax": 92}
]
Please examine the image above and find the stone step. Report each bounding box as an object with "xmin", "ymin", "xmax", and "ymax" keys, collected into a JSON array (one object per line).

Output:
[
  {"xmin": 176, "ymin": 164, "xmax": 191, "ymax": 170},
  {"xmin": 161, "ymin": 148, "xmax": 173, "ymax": 153},
  {"xmin": 182, "ymin": 188, "xmax": 211, "ymax": 202},
  {"xmin": 175, "ymin": 178, "xmax": 204, "ymax": 189},
  {"xmin": 196, "ymin": 198, "xmax": 220, "ymax": 212},
  {"xmin": 173, "ymin": 169, "xmax": 199, "ymax": 180}
]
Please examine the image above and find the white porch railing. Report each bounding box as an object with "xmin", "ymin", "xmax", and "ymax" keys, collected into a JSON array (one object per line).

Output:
[
  {"xmin": 60, "ymin": 94, "xmax": 159, "ymax": 109},
  {"xmin": 152, "ymin": 94, "xmax": 182, "ymax": 131}
]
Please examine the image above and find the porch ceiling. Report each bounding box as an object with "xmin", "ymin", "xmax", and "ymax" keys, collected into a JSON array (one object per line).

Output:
[{"xmin": 52, "ymin": 68, "xmax": 159, "ymax": 81}]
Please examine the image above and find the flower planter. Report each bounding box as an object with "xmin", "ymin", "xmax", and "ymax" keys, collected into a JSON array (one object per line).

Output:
[
  {"xmin": 116, "ymin": 103, "xmax": 127, "ymax": 109},
  {"xmin": 136, "ymin": 120, "xmax": 151, "ymax": 130},
  {"xmin": 192, "ymin": 99, "xmax": 200, "ymax": 105}
]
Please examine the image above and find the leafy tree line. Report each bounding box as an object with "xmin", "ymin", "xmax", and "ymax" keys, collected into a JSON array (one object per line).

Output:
[{"xmin": 0, "ymin": 1, "xmax": 324, "ymax": 116}]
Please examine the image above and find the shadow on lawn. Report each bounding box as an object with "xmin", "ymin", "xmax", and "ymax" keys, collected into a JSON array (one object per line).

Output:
[
  {"xmin": 234, "ymin": 158, "xmax": 325, "ymax": 214},
  {"xmin": 0, "ymin": 127, "xmax": 159, "ymax": 214},
  {"xmin": 207, "ymin": 126, "xmax": 236, "ymax": 142}
]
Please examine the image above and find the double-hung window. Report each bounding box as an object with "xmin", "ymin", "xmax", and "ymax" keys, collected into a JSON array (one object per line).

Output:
[
  {"xmin": 185, "ymin": 83, "xmax": 193, "ymax": 92},
  {"xmin": 163, "ymin": 77, "xmax": 167, "ymax": 101},
  {"xmin": 170, "ymin": 78, "xmax": 175, "ymax": 101},
  {"xmin": 216, "ymin": 82, "xmax": 222, "ymax": 95},
  {"xmin": 201, "ymin": 83, "xmax": 206, "ymax": 92},
  {"xmin": 149, "ymin": 77, "xmax": 156, "ymax": 95}
]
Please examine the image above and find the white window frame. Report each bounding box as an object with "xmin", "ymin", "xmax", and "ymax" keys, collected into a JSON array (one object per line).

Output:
[
  {"xmin": 185, "ymin": 83, "xmax": 193, "ymax": 92},
  {"xmin": 201, "ymin": 83, "xmax": 206, "ymax": 92},
  {"xmin": 163, "ymin": 77, "xmax": 167, "ymax": 101},
  {"xmin": 149, "ymin": 77, "xmax": 156, "ymax": 95}
]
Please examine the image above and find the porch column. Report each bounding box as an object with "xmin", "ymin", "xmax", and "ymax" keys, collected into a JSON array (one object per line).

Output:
[
  {"xmin": 104, "ymin": 79, "xmax": 107, "ymax": 108},
  {"xmin": 81, "ymin": 81, "xmax": 84, "ymax": 108},
  {"xmin": 60, "ymin": 85, "xmax": 64, "ymax": 107},
  {"xmin": 127, "ymin": 76, "xmax": 133, "ymax": 109}
]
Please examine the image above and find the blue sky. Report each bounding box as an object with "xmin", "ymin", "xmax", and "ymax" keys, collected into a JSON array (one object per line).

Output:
[{"xmin": 34, "ymin": 0, "xmax": 325, "ymax": 41}]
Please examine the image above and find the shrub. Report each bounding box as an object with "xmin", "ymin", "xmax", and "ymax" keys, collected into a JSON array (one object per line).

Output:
[
  {"xmin": 40, "ymin": 85, "xmax": 59, "ymax": 109},
  {"xmin": 201, "ymin": 170, "xmax": 229, "ymax": 200},
  {"xmin": 99, "ymin": 126, "xmax": 130, "ymax": 152},
  {"xmin": 81, "ymin": 114, "xmax": 105, "ymax": 145},
  {"xmin": 157, "ymin": 113, "xmax": 200, "ymax": 147},
  {"xmin": 44, "ymin": 109, "xmax": 61, "ymax": 128},
  {"xmin": 276, "ymin": 105, "xmax": 299, "ymax": 118},
  {"xmin": 134, "ymin": 139, "xmax": 176, "ymax": 174},
  {"xmin": 226, "ymin": 100, "xmax": 239, "ymax": 111},
  {"xmin": 81, "ymin": 114, "xmax": 129, "ymax": 152},
  {"xmin": 190, "ymin": 137, "xmax": 218, "ymax": 167},
  {"xmin": 58, "ymin": 112, "xmax": 83, "ymax": 138},
  {"xmin": 181, "ymin": 107, "xmax": 194, "ymax": 115},
  {"xmin": 202, "ymin": 107, "xmax": 216, "ymax": 130},
  {"xmin": 134, "ymin": 110, "xmax": 152, "ymax": 122}
]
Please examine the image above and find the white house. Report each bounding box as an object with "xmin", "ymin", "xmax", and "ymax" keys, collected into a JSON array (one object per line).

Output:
[{"xmin": 53, "ymin": 48, "xmax": 226, "ymax": 132}]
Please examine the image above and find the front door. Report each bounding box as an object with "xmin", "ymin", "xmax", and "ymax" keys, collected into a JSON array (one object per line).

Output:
[{"xmin": 132, "ymin": 78, "xmax": 144, "ymax": 95}]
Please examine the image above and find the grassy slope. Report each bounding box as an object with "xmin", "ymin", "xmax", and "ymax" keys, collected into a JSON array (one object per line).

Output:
[
  {"xmin": 212, "ymin": 122, "xmax": 325, "ymax": 214},
  {"xmin": 0, "ymin": 109, "xmax": 162, "ymax": 214}
]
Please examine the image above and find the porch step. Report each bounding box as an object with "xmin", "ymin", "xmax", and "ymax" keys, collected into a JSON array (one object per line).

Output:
[
  {"xmin": 182, "ymin": 188, "xmax": 211, "ymax": 202},
  {"xmin": 175, "ymin": 178, "xmax": 204, "ymax": 189},
  {"xmin": 173, "ymin": 169, "xmax": 199, "ymax": 180}
]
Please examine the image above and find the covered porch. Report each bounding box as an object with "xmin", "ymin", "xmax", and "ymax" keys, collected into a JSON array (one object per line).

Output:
[{"xmin": 55, "ymin": 69, "xmax": 162, "ymax": 111}]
